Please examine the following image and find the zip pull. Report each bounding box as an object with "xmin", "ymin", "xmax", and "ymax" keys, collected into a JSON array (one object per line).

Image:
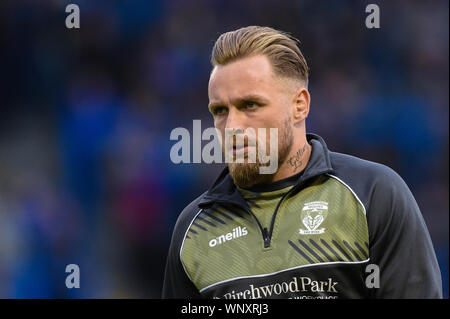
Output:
[{"xmin": 262, "ymin": 227, "xmax": 270, "ymax": 248}]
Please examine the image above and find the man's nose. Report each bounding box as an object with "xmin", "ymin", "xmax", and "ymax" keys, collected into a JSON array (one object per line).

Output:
[{"xmin": 225, "ymin": 108, "xmax": 246, "ymax": 131}]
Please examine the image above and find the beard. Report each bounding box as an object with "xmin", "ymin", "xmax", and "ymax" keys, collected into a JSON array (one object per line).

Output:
[{"xmin": 227, "ymin": 118, "xmax": 294, "ymax": 189}]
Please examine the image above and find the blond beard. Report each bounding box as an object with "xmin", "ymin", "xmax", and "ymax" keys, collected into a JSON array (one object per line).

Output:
[{"xmin": 227, "ymin": 119, "xmax": 293, "ymax": 188}]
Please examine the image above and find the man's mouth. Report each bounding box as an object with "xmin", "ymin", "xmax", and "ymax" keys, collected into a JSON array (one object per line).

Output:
[
  {"xmin": 233, "ymin": 144, "xmax": 248, "ymax": 155},
  {"xmin": 232, "ymin": 140, "xmax": 253, "ymax": 156}
]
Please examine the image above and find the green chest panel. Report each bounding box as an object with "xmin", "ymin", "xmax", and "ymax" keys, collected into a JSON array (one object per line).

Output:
[{"xmin": 181, "ymin": 175, "xmax": 369, "ymax": 292}]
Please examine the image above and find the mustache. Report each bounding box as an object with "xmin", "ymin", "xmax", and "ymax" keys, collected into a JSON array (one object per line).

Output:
[
  {"xmin": 224, "ymin": 128, "xmax": 258, "ymax": 146},
  {"xmin": 225, "ymin": 135, "xmax": 258, "ymax": 148}
]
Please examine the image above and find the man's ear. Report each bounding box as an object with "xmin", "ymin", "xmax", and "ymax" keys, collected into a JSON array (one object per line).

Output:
[{"xmin": 292, "ymin": 87, "xmax": 310, "ymax": 125}]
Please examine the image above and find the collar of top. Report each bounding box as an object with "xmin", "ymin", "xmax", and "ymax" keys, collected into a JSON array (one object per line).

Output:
[{"xmin": 198, "ymin": 133, "xmax": 335, "ymax": 210}]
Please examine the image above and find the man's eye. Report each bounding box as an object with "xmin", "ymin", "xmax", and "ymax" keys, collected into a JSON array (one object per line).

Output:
[
  {"xmin": 245, "ymin": 101, "xmax": 258, "ymax": 109},
  {"xmin": 214, "ymin": 107, "xmax": 227, "ymax": 115}
]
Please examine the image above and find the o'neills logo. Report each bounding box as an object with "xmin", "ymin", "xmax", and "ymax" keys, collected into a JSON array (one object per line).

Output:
[{"xmin": 209, "ymin": 227, "xmax": 248, "ymax": 247}]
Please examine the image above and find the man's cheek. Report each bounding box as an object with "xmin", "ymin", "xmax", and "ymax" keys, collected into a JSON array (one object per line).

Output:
[{"xmin": 217, "ymin": 128, "xmax": 225, "ymax": 146}]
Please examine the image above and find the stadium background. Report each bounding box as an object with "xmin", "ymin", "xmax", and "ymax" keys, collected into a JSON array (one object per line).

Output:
[{"xmin": 0, "ymin": 0, "xmax": 448, "ymax": 298}]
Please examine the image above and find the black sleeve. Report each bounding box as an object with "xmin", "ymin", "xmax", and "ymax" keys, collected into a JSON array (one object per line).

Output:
[
  {"xmin": 367, "ymin": 166, "xmax": 442, "ymax": 298},
  {"xmin": 162, "ymin": 198, "xmax": 204, "ymax": 299}
]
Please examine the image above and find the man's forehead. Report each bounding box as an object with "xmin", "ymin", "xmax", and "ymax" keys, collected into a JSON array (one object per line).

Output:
[
  {"xmin": 208, "ymin": 55, "xmax": 277, "ymax": 100},
  {"xmin": 209, "ymin": 55, "xmax": 274, "ymax": 84}
]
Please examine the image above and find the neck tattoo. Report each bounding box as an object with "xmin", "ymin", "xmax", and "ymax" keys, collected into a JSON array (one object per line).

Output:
[{"xmin": 287, "ymin": 143, "xmax": 308, "ymax": 172}]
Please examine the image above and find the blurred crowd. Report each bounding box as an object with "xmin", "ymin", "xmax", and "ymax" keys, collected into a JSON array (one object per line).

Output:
[{"xmin": 0, "ymin": 0, "xmax": 448, "ymax": 298}]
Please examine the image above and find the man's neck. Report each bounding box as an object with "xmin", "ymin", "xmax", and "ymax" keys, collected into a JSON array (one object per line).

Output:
[{"xmin": 271, "ymin": 139, "xmax": 312, "ymax": 183}]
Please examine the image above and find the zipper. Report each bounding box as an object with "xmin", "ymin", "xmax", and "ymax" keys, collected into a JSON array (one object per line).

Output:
[
  {"xmin": 264, "ymin": 180, "xmax": 308, "ymax": 248},
  {"xmin": 209, "ymin": 179, "xmax": 307, "ymax": 249},
  {"xmin": 245, "ymin": 208, "xmax": 270, "ymax": 248},
  {"xmin": 211, "ymin": 199, "xmax": 271, "ymax": 248},
  {"xmin": 262, "ymin": 227, "xmax": 270, "ymax": 248}
]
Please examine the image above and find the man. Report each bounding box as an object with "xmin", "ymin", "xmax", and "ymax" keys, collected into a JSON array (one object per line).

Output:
[{"xmin": 162, "ymin": 26, "xmax": 442, "ymax": 299}]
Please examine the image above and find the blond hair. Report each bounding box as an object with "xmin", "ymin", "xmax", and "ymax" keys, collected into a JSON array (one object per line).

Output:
[{"xmin": 211, "ymin": 26, "xmax": 309, "ymax": 87}]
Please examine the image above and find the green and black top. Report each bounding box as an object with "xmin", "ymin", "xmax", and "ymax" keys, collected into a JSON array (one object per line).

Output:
[{"xmin": 162, "ymin": 133, "xmax": 442, "ymax": 299}]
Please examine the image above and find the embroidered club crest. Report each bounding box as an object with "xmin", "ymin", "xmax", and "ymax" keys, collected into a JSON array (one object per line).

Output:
[{"xmin": 299, "ymin": 201, "xmax": 328, "ymax": 235}]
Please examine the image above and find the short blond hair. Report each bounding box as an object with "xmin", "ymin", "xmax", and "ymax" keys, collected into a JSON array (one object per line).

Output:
[{"xmin": 211, "ymin": 26, "xmax": 309, "ymax": 87}]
